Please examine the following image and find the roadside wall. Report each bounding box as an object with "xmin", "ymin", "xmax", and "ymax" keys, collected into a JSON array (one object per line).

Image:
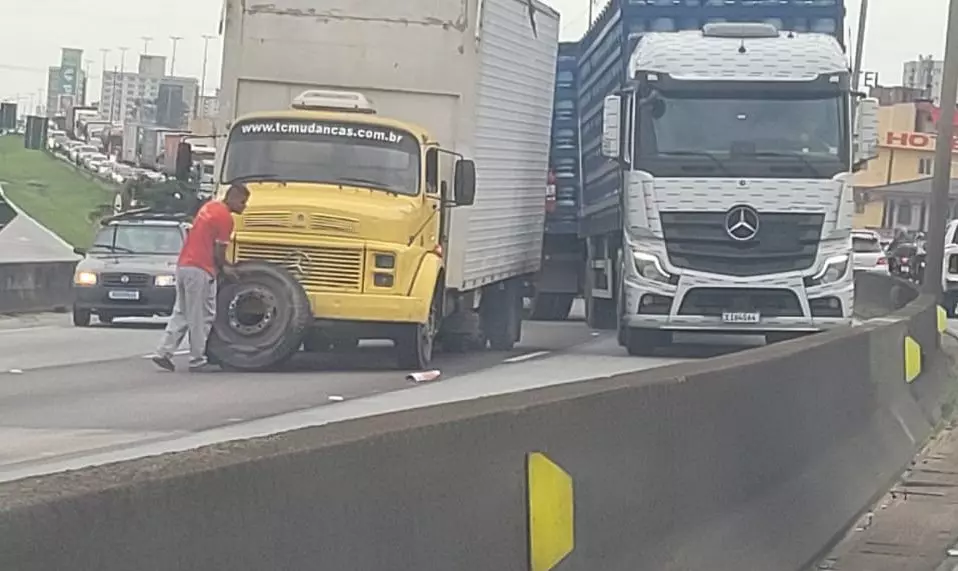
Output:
[
  {"xmin": 0, "ymin": 276, "xmax": 951, "ymax": 571},
  {"xmin": 0, "ymin": 261, "xmax": 75, "ymax": 313}
]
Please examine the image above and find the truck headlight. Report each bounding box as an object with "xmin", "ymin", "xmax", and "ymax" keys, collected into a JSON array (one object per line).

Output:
[
  {"xmin": 632, "ymin": 252, "xmax": 671, "ymax": 284},
  {"xmin": 74, "ymin": 271, "xmax": 97, "ymax": 286},
  {"xmin": 154, "ymin": 274, "xmax": 176, "ymax": 287},
  {"xmin": 806, "ymin": 255, "xmax": 850, "ymax": 286},
  {"xmin": 374, "ymin": 253, "xmax": 395, "ymax": 269}
]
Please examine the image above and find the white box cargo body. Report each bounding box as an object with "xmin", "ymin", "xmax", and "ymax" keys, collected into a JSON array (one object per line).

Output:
[{"xmin": 218, "ymin": 0, "xmax": 559, "ymax": 291}]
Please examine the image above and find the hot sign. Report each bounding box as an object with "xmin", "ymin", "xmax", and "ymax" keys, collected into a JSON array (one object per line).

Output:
[{"xmin": 883, "ymin": 131, "xmax": 958, "ymax": 152}]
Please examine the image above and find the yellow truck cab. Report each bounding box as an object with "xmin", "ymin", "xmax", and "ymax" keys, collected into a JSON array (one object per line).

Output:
[{"xmin": 213, "ymin": 90, "xmax": 475, "ymax": 369}]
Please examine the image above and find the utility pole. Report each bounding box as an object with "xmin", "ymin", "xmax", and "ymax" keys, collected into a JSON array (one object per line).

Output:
[
  {"xmin": 99, "ymin": 48, "xmax": 110, "ymax": 115},
  {"xmin": 169, "ymin": 36, "xmax": 184, "ymax": 75},
  {"xmin": 197, "ymin": 34, "xmax": 216, "ymax": 118},
  {"xmin": 141, "ymin": 36, "xmax": 153, "ymax": 54},
  {"xmin": 117, "ymin": 47, "xmax": 129, "ymax": 124},
  {"xmin": 923, "ymin": 0, "xmax": 958, "ymax": 297},
  {"xmin": 83, "ymin": 59, "xmax": 93, "ymax": 106},
  {"xmin": 851, "ymin": 0, "xmax": 869, "ymax": 92}
]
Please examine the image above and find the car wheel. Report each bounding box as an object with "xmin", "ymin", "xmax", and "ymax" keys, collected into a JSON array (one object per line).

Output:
[
  {"xmin": 206, "ymin": 261, "xmax": 312, "ymax": 372},
  {"xmin": 72, "ymin": 307, "xmax": 91, "ymax": 327}
]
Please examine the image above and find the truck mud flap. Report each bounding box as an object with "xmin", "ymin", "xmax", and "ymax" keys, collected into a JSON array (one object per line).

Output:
[{"xmin": 207, "ymin": 261, "xmax": 312, "ymax": 372}]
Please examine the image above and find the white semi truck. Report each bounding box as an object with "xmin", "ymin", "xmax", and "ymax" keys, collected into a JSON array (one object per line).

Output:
[
  {"xmin": 211, "ymin": 0, "xmax": 559, "ymax": 368},
  {"xmin": 599, "ymin": 23, "xmax": 880, "ymax": 355}
]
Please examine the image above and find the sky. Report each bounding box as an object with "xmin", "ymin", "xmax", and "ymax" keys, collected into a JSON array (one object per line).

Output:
[{"xmin": 0, "ymin": 0, "xmax": 949, "ymax": 108}]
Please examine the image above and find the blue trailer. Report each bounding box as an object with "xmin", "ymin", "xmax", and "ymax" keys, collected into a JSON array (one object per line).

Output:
[{"xmin": 534, "ymin": 0, "xmax": 847, "ymax": 327}]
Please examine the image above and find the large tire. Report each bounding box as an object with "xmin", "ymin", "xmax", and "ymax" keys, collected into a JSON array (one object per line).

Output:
[
  {"xmin": 207, "ymin": 261, "xmax": 312, "ymax": 372},
  {"xmin": 481, "ymin": 279, "xmax": 523, "ymax": 350},
  {"xmin": 396, "ymin": 289, "xmax": 440, "ymax": 370},
  {"xmin": 529, "ymin": 292, "xmax": 575, "ymax": 321}
]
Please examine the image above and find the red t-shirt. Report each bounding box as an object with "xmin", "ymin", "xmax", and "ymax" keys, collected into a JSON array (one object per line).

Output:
[{"xmin": 178, "ymin": 200, "xmax": 234, "ymax": 276}]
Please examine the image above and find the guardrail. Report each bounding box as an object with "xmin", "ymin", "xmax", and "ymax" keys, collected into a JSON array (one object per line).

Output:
[{"xmin": 0, "ymin": 274, "xmax": 952, "ymax": 571}]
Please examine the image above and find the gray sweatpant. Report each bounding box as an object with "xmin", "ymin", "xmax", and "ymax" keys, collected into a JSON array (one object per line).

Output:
[{"xmin": 156, "ymin": 266, "xmax": 217, "ymax": 365}]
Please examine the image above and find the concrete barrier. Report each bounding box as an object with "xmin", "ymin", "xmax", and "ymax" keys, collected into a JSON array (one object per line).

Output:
[
  {"xmin": 0, "ymin": 260, "xmax": 76, "ymax": 313},
  {"xmin": 0, "ymin": 278, "xmax": 952, "ymax": 571}
]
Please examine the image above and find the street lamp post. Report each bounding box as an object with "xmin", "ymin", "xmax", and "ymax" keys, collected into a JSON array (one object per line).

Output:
[
  {"xmin": 117, "ymin": 47, "xmax": 129, "ymax": 124},
  {"xmin": 197, "ymin": 34, "xmax": 216, "ymax": 118},
  {"xmin": 141, "ymin": 36, "xmax": 153, "ymax": 54},
  {"xmin": 923, "ymin": 0, "xmax": 958, "ymax": 297},
  {"xmin": 169, "ymin": 36, "xmax": 184, "ymax": 75}
]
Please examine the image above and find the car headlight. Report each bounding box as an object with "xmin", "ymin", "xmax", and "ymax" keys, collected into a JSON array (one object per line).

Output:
[
  {"xmin": 74, "ymin": 271, "xmax": 97, "ymax": 286},
  {"xmin": 806, "ymin": 255, "xmax": 850, "ymax": 286},
  {"xmin": 632, "ymin": 251, "xmax": 671, "ymax": 284},
  {"xmin": 154, "ymin": 274, "xmax": 176, "ymax": 287}
]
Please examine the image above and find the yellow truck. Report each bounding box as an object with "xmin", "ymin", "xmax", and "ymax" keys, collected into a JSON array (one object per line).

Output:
[{"xmin": 205, "ymin": 0, "xmax": 560, "ymax": 371}]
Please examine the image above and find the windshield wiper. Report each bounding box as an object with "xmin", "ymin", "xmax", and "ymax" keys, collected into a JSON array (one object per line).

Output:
[
  {"xmin": 656, "ymin": 150, "xmax": 732, "ymax": 176},
  {"xmin": 91, "ymin": 243, "xmax": 135, "ymax": 253},
  {"xmin": 332, "ymin": 176, "xmax": 400, "ymax": 193},
  {"xmin": 747, "ymin": 151, "xmax": 823, "ymax": 177}
]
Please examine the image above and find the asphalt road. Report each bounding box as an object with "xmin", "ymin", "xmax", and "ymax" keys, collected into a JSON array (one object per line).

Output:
[{"xmin": 0, "ymin": 302, "xmax": 768, "ymax": 481}]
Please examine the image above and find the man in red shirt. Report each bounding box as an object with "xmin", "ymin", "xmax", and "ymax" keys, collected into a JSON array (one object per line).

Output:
[{"xmin": 152, "ymin": 184, "xmax": 250, "ymax": 372}]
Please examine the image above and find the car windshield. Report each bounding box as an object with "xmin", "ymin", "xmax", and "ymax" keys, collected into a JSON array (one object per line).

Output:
[
  {"xmin": 89, "ymin": 224, "xmax": 183, "ymax": 255},
  {"xmin": 222, "ymin": 118, "xmax": 421, "ymax": 195},
  {"xmin": 852, "ymin": 237, "xmax": 882, "ymax": 253},
  {"xmin": 637, "ymin": 90, "xmax": 847, "ymax": 174}
]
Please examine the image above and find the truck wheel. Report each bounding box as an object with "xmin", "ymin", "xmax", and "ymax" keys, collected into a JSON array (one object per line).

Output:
[
  {"xmin": 529, "ymin": 293, "xmax": 575, "ymax": 321},
  {"xmin": 72, "ymin": 307, "xmax": 91, "ymax": 327},
  {"xmin": 207, "ymin": 261, "xmax": 312, "ymax": 372},
  {"xmin": 396, "ymin": 291, "xmax": 440, "ymax": 370},
  {"xmin": 481, "ymin": 279, "xmax": 523, "ymax": 350},
  {"xmin": 624, "ymin": 328, "xmax": 668, "ymax": 357}
]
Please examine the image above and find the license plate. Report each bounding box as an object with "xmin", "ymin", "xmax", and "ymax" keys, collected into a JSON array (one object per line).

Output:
[
  {"xmin": 901, "ymin": 265, "xmax": 909, "ymax": 272},
  {"xmin": 108, "ymin": 290, "xmax": 140, "ymax": 301},
  {"xmin": 722, "ymin": 311, "xmax": 760, "ymax": 324}
]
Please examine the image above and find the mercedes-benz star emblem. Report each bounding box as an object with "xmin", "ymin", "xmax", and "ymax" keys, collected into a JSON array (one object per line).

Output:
[
  {"xmin": 725, "ymin": 205, "xmax": 760, "ymax": 241},
  {"xmin": 283, "ymin": 251, "xmax": 311, "ymax": 277},
  {"xmin": 120, "ymin": 275, "xmax": 130, "ymax": 284}
]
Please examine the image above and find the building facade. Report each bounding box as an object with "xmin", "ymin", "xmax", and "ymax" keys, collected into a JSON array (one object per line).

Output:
[
  {"xmin": 854, "ymin": 101, "xmax": 958, "ymax": 232},
  {"xmin": 45, "ymin": 48, "xmax": 88, "ymax": 116},
  {"xmin": 902, "ymin": 56, "xmax": 943, "ymax": 104},
  {"xmin": 99, "ymin": 54, "xmax": 198, "ymax": 128}
]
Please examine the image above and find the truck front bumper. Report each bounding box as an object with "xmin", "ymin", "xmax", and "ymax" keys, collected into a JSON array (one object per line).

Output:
[
  {"xmin": 621, "ymin": 273, "xmax": 853, "ymax": 333},
  {"xmin": 306, "ymin": 290, "xmax": 428, "ymax": 325}
]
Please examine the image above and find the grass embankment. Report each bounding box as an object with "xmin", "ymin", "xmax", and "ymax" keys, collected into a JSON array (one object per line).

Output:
[{"xmin": 0, "ymin": 135, "xmax": 115, "ymax": 247}]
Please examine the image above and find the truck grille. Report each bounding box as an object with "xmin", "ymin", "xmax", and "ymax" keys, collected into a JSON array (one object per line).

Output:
[
  {"xmin": 660, "ymin": 212, "xmax": 823, "ymax": 276},
  {"xmin": 101, "ymin": 272, "xmax": 151, "ymax": 287},
  {"xmin": 235, "ymin": 242, "xmax": 364, "ymax": 292},
  {"xmin": 242, "ymin": 212, "xmax": 358, "ymax": 234},
  {"xmin": 679, "ymin": 288, "xmax": 803, "ymax": 317}
]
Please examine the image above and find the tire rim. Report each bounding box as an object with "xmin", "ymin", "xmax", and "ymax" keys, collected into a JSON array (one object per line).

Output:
[{"xmin": 227, "ymin": 287, "xmax": 278, "ymax": 336}]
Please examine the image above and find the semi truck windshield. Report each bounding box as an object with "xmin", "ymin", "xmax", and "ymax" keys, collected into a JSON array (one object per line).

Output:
[
  {"xmin": 636, "ymin": 92, "xmax": 847, "ymax": 176},
  {"xmin": 223, "ymin": 119, "xmax": 421, "ymax": 195}
]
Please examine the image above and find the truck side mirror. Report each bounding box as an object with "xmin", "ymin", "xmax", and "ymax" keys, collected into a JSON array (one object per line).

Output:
[
  {"xmin": 425, "ymin": 147, "xmax": 439, "ymax": 193},
  {"xmin": 601, "ymin": 94, "xmax": 622, "ymax": 159},
  {"xmin": 453, "ymin": 159, "xmax": 476, "ymax": 206},
  {"xmin": 854, "ymin": 97, "xmax": 879, "ymax": 168}
]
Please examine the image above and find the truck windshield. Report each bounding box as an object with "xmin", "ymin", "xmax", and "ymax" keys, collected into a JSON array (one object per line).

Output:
[
  {"xmin": 636, "ymin": 91, "xmax": 848, "ymax": 177},
  {"xmin": 222, "ymin": 118, "xmax": 421, "ymax": 195}
]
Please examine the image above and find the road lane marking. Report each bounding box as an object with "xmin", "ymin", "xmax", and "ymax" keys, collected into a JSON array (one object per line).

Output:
[{"xmin": 504, "ymin": 350, "xmax": 550, "ymax": 364}]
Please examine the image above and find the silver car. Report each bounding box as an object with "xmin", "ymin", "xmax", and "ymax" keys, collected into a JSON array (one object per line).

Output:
[{"xmin": 852, "ymin": 231, "xmax": 888, "ymax": 273}]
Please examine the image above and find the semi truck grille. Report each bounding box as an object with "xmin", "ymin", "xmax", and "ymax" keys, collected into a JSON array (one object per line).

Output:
[
  {"xmin": 101, "ymin": 272, "xmax": 151, "ymax": 287},
  {"xmin": 660, "ymin": 212, "xmax": 823, "ymax": 276},
  {"xmin": 235, "ymin": 242, "xmax": 364, "ymax": 292},
  {"xmin": 679, "ymin": 288, "xmax": 803, "ymax": 317}
]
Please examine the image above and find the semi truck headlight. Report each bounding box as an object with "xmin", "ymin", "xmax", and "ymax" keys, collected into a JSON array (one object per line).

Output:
[
  {"xmin": 632, "ymin": 252, "xmax": 671, "ymax": 284},
  {"xmin": 806, "ymin": 255, "xmax": 850, "ymax": 286},
  {"xmin": 154, "ymin": 274, "xmax": 176, "ymax": 287},
  {"xmin": 74, "ymin": 271, "xmax": 97, "ymax": 286}
]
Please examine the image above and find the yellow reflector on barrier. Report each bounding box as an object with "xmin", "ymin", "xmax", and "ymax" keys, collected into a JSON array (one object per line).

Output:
[
  {"xmin": 904, "ymin": 336, "xmax": 921, "ymax": 384},
  {"xmin": 527, "ymin": 452, "xmax": 574, "ymax": 571},
  {"xmin": 938, "ymin": 305, "xmax": 948, "ymax": 334}
]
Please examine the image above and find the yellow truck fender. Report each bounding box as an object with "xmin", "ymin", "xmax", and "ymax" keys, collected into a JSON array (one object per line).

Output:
[{"xmin": 407, "ymin": 252, "xmax": 443, "ymax": 323}]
